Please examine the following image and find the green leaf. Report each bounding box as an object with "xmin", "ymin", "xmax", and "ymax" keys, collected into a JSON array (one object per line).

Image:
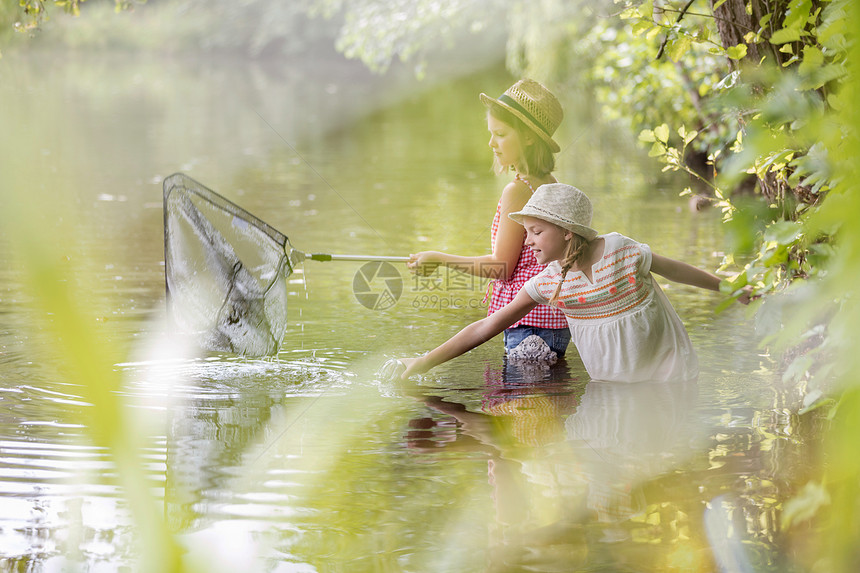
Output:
[
  {"xmin": 762, "ymin": 245, "xmax": 789, "ymax": 266},
  {"xmin": 654, "ymin": 123, "xmax": 669, "ymax": 143},
  {"xmin": 677, "ymin": 125, "xmax": 699, "ymax": 145},
  {"xmin": 726, "ymin": 44, "xmax": 748, "ymax": 60},
  {"xmin": 720, "ymin": 274, "xmax": 748, "ymax": 295},
  {"xmin": 798, "ymin": 45, "xmax": 825, "ymax": 71},
  {"xmin": 638, "ymin": 129, "xmax": 656, "ymax": 143},
  {"xmin": 684, "ymin": 129, "xmax": 698, "ymax": 145},
  {"xmin": 764, "ymin": 221, "xmax": 802, "ymax": 245},
  {"xmin": 818, "ymin": 8, "xmax": 848, "ymax": 50},
  {"xmin": 666, "ymin": 35, "xmax": 692, "ymax": 62},
  {"xmin": 770, "ymin": 25, "xmax": 804, "ymax": 44},
  {"xmin": 714, "ymin": 297, "xmax": 736, "ymax": 313},
  {"xmin": 646, "ymin": 26, "xmax": 663, "ymax": 41},
  {"xmin": 798, "ymin": 55, "xmax": 847, "ymax": 90},
  {"xmin": 648, "ymin": 141, "xmax": 666, "ymax": 157},
  {"xmin": 782, "ymin": 55, "xmax": 801, "ymax": 67},
  {"xmin": 782, "ymin": 0, "xmax": 814, "ymax": 30},
  {"xmin": 631, "ymin": 20, "xmax": 653, "ymax": 36}
]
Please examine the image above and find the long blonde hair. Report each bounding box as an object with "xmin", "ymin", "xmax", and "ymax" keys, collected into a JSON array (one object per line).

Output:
[{"xmin": 549, "ymin": 233, "xmax": 592, "ymax": 306}]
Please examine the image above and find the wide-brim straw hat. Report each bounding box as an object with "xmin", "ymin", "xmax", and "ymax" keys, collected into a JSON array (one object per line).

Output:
[
  {"xmin": 509, "ymin": 183, "xmax": 598, "ymax": 241},
  {"xmin": 480, "ymin": 79, "xmax": 563, "ymax": 153}
]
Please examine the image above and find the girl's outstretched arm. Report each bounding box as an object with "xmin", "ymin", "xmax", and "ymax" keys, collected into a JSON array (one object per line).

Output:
[
  {"xmin": 400, "ymin": 289, "xmax": 539, "ymax": 378},
  {"xmin": 650, "ymin": 253, "xmax": 753, "ymax": 304},
  {"xmin": 407, "ymin": 180, "xmax": 532, "ymax": 280},
  {"xmin": 650, "ymin": 253, "xmax": 722, "ymax": 291}
]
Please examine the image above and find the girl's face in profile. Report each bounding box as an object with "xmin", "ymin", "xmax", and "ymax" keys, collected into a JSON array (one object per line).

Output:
[
  {"xmin": 522, "ymin": 216, "xmax": 571, "ymax": 264},
  {"xmin": 487, "ymin": 114, "xmax": 528, "ymax": 171}
]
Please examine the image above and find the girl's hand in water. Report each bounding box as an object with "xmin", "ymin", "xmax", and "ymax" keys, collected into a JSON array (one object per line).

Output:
[
  {"xmin": 378, "ymin": 356, "xmax": 430, "ymax": 382},
  {"xmin": 378, "ymin": 358, "xmax": 406, "ymax": 381},
  {"xmin": 400, "ymin": 356, "xmax": 430, "ymax": 379},
  {"xmin": 407, "ymin": 252, "xmax": 442, "ymax": 276}
]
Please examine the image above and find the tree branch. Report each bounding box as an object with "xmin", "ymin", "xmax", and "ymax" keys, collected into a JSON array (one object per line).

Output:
[
  {"xmin": 661, "ymin": 7, "xmax": 758, "ymax": 33},
  {"xmin": 656, "ymin": 0, "xmax": 697, "ymax": 60}
]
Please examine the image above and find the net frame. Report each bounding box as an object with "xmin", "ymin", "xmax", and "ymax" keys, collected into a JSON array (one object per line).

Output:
[{"xmin": 163, "ymin": 173, "xmax": 297, "ymax": 356}]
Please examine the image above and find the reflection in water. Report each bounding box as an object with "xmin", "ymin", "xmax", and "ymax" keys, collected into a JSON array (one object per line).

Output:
[
  {"xmin": 418, "ymin": 360, "xmax": 700, "ymax": 570},
  {"xmin": 565, "ymin": 378, "xmax": 697, "ymax": 541}
]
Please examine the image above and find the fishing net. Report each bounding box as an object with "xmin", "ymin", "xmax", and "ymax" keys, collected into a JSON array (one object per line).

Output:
[{"xmin": 163, "ymin": 173, "xmax": 296, "ymax": 356}]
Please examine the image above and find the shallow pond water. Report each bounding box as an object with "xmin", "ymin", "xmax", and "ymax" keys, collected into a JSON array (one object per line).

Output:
[{"xmin": 0, "ymin": 52, "xmax": 817, "ymax": 572}]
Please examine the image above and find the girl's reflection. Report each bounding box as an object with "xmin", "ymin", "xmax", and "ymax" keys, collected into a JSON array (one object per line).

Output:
[{"xmin": 413, "ymin": 358, "xmax": 698, "ymax": 566}]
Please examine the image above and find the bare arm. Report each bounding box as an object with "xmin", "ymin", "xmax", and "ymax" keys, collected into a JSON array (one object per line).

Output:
[
  {"xmin": 650, "ymin": 253, "xmax": 753, "ymax": 304},
  {"xmin": 400, "ymin": 288, "xmax": 539, "ymax": 378},
  {"xmin": 407, "ymin": 251, "xmax": 513, "ymax": 279},
  {"xmin": 649, "ymin": 253, "xmax": 722, "ymax": 291},
  {"xmin": 407, "ymin": 181, "xmax": 531, "ymax": 280}
]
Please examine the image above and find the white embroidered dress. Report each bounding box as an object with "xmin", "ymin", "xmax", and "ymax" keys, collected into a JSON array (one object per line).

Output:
[{"xmin": 524, "ymin": 233, "xmax": 698, "ymax": 382}]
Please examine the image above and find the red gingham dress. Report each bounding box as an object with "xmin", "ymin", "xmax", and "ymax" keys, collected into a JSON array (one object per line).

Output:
[{"xmin": 487, "ymin": 179, "xmax": 568, "ymax": 329}]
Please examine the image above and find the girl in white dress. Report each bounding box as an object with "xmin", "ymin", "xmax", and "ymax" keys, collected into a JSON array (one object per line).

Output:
[{"xmin": 394, "ymin": 183, "xmax": 752, "ymax": 382}]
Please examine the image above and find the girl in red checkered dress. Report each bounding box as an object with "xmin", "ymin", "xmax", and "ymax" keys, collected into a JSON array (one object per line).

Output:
[{"xmin": 407, "ymin": 79, "xmax": 571, "ymax": 357}]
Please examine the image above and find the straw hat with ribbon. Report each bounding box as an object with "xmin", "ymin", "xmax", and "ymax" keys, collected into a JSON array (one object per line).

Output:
[
  {"xmin": 509, "ymin": 183, "xmax": 598, "ymax": 241},
  {"xmin": 480, "ymin": 79, "xmax": 563, "ymax": 153}
]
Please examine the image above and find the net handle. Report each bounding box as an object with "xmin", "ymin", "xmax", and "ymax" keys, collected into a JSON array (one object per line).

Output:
[
  {"xmin": 305, "ymin": 253, "xmax": 410, "ymax": 262},
  {"xmin": 164, "ymin": 173, "xmax": 410, "ymax": 265}
]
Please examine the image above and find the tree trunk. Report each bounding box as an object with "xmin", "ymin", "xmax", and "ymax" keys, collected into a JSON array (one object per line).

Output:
[
  {"xmin": 709, "ymin": 0, "xmax": 778, "ymax": 66},
  {"xmin": 708, "ymin": 0, "xmax": 817, "ymax": 207}
]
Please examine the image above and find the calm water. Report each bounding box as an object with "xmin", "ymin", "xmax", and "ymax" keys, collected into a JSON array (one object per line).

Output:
[{"xmin": 0, "ymin": 52, "xmax": 816, "ymax": 572}]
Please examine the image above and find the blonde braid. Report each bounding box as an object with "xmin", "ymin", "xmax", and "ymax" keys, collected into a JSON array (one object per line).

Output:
[{"xmin": 548, "ymin": 234, "xmax": 590, "ymax": 306}]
